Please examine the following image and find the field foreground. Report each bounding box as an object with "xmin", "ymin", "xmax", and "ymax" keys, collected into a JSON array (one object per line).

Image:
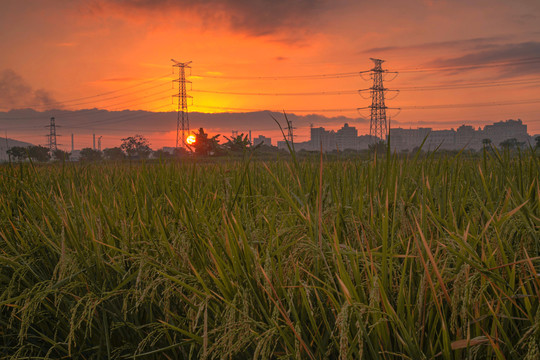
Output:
[{"xmin": 1, "ymin": 151, "xmax": 539, "ymax": 359}]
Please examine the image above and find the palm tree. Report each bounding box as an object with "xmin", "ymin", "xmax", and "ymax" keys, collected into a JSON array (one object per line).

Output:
[
  {"xmin": 224, "ymin": 133, "xmax": 251, "ymax": 152},
  {"xmin": 192, "ymin": 128, "xmax": 221, "ymax": 156}
]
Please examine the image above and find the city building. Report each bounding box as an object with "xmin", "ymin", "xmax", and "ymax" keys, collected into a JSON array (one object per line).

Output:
[
  {"xmin": 389, "ymin": 119, "xmax": 531, "ymax": 152},
  {"xmin": 253, "ymin": 135, "xmax": 272, "ymax": 147},
  {"xmin": 482, "ymin": 119, "xmax": 528, "ymax": 147}
]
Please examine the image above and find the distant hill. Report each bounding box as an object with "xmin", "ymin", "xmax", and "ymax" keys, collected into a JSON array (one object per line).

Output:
[{"xmin": 0, "ymin": 137, "xmax": 34, "ymax": 161}]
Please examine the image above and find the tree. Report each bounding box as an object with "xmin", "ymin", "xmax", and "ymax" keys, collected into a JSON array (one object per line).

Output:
[
  {"xmin": 79, "ymin": 148, "xmax": 102, "ymax": 161},
  {"xmin": 482, "ymin": 138, "xmax": 492, "ymax": 146},
  {"xmin": 53, "ymin": 149, "xmax": 70, "ymax": 161},
  {"xmin": 6, "ymin": 146, "xmax": 28, "ymax": 161},
  {"xmin": 153, "ymin": 149, "xmax": 172, "ymax": 159},
  {"xmin": 368, "ymin": 140, "xmax": 387, "ymax": 154},
  {"xmin": 28, "ymin": 146, "xmax": 51, "ymax": 162},
  {"xmin": 121, "ymin": 134, "xmax": 152, "ymax": 159},
  {"xmin": 224, "ymin": 133, "xmax": 251, "ymax": 153},
  {"xmin": 500, "ymin": 138, "xmax": 525, "ymax": 150},
  {"xmin": 173, "ymin": 147, "xmax": 189, "ymax": 158},
  {"xmin": 191, "ymin": 128, "xmax": 221, "ymax": 156},
  {"xmin": 103, "ymin": 147, "xmax": 125, "ymax": 160},
  {"xmin": 535, "ymin": 135, "xmax": 540, "ymax": 149}
]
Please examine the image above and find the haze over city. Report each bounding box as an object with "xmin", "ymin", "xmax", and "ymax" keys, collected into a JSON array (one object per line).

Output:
[{"xmin": 1, "ymin": 0, "xmax": 540, "ymax": 149}]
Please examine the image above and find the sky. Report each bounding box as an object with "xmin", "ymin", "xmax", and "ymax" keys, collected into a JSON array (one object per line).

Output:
[{"xmin": 1, "ymin": 0, "xmax": 540, "ymax": 149}]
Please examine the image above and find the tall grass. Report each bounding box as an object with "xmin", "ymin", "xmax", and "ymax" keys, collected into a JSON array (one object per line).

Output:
[{"xmin": 0, "ymin": 149, "xmax": 539, "ymax": 359}]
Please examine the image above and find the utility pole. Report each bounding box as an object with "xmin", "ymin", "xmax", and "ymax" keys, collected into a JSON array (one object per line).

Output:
[
  {"xmin": 358, "ymin": 58, "xmax": 399, "ymax": 143},
  {"xmin": 46, "ymin": 117, "xmax": 59, "ymax": 154},
  {"xmin": 71, "ymin": 133, "xmax": 74, "ymax": 153},
  {"xmin": 286, "ymin": 118, "xmax": 296, "ymax": 143},
  {"xmin": 98, "ymin": 136, "xmax": 102, "ymax": 151},
  {"xmin": 93, "ymin": 133, "xmax": 96, "ymax": 150},
  {"xmin": 171, "ymin": 59, "xmax": 192, "ymax": 149},
  {"xmin": 4, "ymin": 131, "xmax": 9, "ymax": 162}
]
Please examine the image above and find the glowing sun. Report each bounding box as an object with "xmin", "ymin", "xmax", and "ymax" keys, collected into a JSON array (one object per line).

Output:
[{"xmin": 186, "ymin": 134, "xmax": 196, "ymax": 145}]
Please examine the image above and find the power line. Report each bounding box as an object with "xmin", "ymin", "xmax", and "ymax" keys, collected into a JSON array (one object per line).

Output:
[
  {"xmin": 395, "ymin": 56, "xmax": 540, "ymax": 73},
  {"xmin": 0, "ymin": 88, "xmax": 174, "ymax": 120},
  {"xmin": 191, "ymin": 97, "xmax": 540, "ymax": 113},
  {"xmin": 32, "ymin": 82, "xmax": 171, "ymax": 109},
  {"xmin": 402, "ymin": 98, "xmax": 540, "ymax": 109},
  {"xmin": 399, "ymin": 77, "xmax": 540, "ymax": 90},
  {"xmin": 191, "ymin": 89, "xmax": 358, "ymax": 96},
  {"xmin": 191, "ymin": 71, "xmax": 369, "ymax": 80},
  {"xmin": 191, "ymin": 105, "xmax": 360, "ymax": 113},
  {"xmin": 188, "ymin": 76, "xmax": 540, "ymax": 97},
  {"xmin": 20, "ymin": 73, "xmax": 172, "ymax": 109}
]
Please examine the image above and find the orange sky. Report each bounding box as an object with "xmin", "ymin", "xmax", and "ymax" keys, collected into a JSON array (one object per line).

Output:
[{"xmin": 1, "ymin": 0, "xmax": 540, "ymax": 149}]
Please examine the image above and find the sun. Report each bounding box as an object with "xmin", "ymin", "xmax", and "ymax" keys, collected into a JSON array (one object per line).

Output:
[{"xmin": 186, "ymin": 134, "xmax": 196, "ymax": 145}]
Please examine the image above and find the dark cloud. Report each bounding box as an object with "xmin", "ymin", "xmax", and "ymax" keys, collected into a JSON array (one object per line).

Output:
[
  {"xmin": 190, "ymin": 111, "xmax": 367, "ymax": 132},
  {"xmin": 0, "ymin": 69, "xmax": 58, "ymax": 111},
  {"xmin": 0, "ymin": 109, "xmax": 366, "ymax": 139},
  {"xmin": 362, "ymin": 36, "xmax": 509, "ymax": 54},
  {"xmin": 427, "ymin": 42, "xmax": 540, "ymax": 77},
  {"xmin": 90, "ymin": 0, "xmax": 332, "ymax": 37}
]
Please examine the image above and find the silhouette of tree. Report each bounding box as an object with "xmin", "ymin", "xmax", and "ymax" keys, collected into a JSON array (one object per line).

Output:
[
  {"xmin": 103, "ymin": 147, "xmax": 125, "ymax": 160},
  {"xmin": 153, "ymin": 149, "xmax": 172, "ymax": 159},
  {"xmin": 500, "ymin": 138, "xmax": 524, "ymax": 150},
  {"xmin": 224, "ymin": 133, "xmax": 250, "ymax": 152},
  {"xmin": 482, "ymin": 138, "xmax": 492, "ymax": 146},
  {"xmin": 192, "ymin": 128, "xmax": 221, "ymax": 156},
  {"xmin": 28, "ymin": 146, "xmax": 51, "ymax": 162},
  {"xmin": 121, "ymin": 134, "xmax": 152, "ymax": 159},
  {"xmin": 535, "ymin": 135, "xmax": 540, "ymax": 149},
  {"xmin": 6, "ymin": 146, "xmax": 27, "ymax": 161},
  {"xmin": 173, "ymin": 147, "xmax": 189, "ymax": 158},
  {"xmin": 368, "ymin": 140, "xmax": 387, "ymax": 154},
  {"xmin": 53, "ymin": 149, "xmax": 70, "ymax": 161},
  {"xmin": 79, "ymin": 148, "xmax": 102, "ymax": 161}
]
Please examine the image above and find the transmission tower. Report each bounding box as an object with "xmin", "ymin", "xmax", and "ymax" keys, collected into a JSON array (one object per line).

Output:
[
  {"xmin": 358, "ymin": 58, "xmax": 399, "ymax": 143},
  {"xmin": 46, "ymin": 117, "xmax": 59, "ymax": 153},
  {"xmin": 286, "ymin": 118, "xmax": 296, "ymax": 143},
  {"xmin": 172, "ymin": 59, "xmax": 192, "ymax": 148}
]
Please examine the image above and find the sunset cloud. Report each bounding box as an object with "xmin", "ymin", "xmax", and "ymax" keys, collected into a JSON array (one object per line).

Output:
[
  {"xmin": 87, "ymin": 0, "xmax": 333, "ymax": 37},
  {"xmin": 0, "ymin": 70, "xmax": 58, "ymax": 111},
  {"xmin": 362, "ymin": 36, "xmax": 511, "ymax": 54},
  {"xmin": 428, "ymin": 41, "xmax": 540, "ymax": 77}
]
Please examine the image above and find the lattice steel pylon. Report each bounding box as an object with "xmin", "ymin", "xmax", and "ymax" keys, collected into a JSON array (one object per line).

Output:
[
  {"xmin": 358, "ymin": 58, "xmax": 399, "ymax": 143},
  {"xmin": 171, "ymin": 59, "xmax": 192, "ymax": 148},
  {"xmin": 46, "ymin": 116, "xmax": 58, "ymax": 153},
  {"xmin": 369, "ymin": 59, "xmax": 387, "ymax": 140}
]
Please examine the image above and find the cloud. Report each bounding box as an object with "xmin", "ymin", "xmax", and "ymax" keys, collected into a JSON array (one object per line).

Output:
[
  {"xmin": 0, "ymin": 69, "xmax": 59, "ymax": 111},
  {"xmin": 0, "ymin": 108, "xmax": 366, "ymax": 138},
  {"xmin": 427, "ymin": 41, "xmax": 540, "ymax": 77},
  {"xmin": 361, "ymin": 36, "xmax": 509, "ymax": 54},
  {"xmin": 88, "ymin": 0, "xmax": 332, "ymax": 37}
]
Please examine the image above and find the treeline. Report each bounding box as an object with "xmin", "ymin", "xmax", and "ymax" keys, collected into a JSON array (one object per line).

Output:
[
  {"xmin": 6, "ymin": 131, "xmax": 539, "ymax": 163},
  {"xmin": 4, "ymin": 129, "xmax": 278, "ymax": 162}
]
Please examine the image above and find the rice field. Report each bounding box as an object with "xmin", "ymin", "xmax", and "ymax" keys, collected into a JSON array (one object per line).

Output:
[{"xmin": 0, "ymin": 149, "xmax": 539, "ymax": 359}]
